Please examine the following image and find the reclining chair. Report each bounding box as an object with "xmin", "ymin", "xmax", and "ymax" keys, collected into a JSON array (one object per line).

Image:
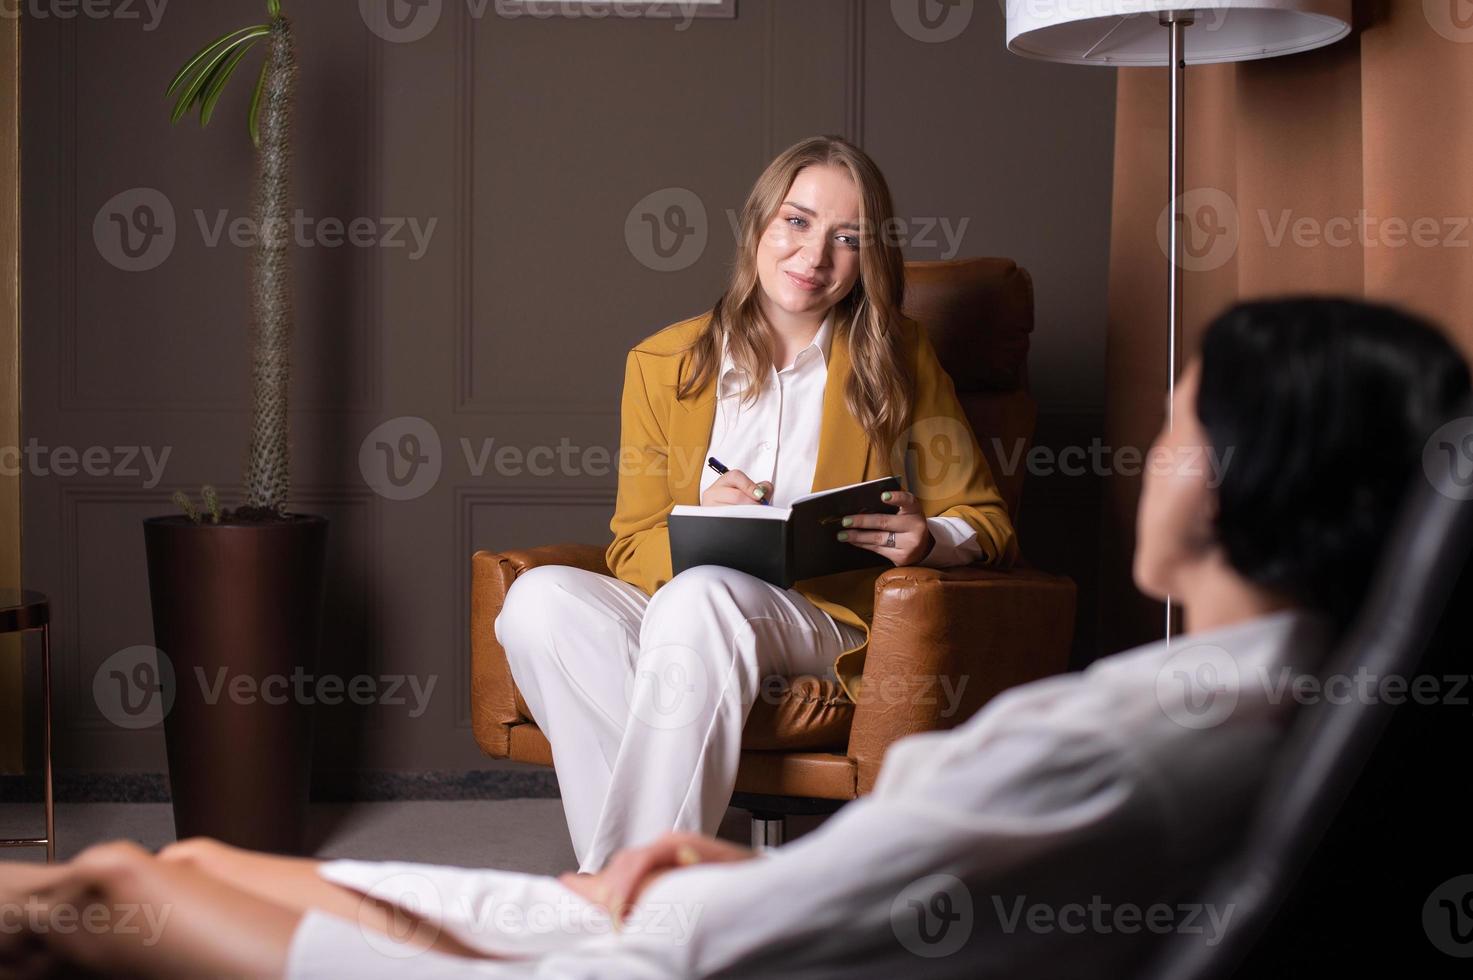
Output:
[
  {"xmin": 469, "ymin": 257, "xmax": 1078, "ymax": 844},
  {"xmin": 1142, "ymin": 408, "xmax": 1473, "ymax": 977}
]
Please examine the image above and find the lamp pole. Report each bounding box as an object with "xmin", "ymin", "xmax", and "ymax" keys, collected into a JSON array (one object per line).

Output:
[
  {"xmin": 1162, "ymin": 9, "xmax": 1193, "ymax": 643},
  {"xmin": 1005, "ymin": 0, "xmax": 1352, "ymax": 650}
]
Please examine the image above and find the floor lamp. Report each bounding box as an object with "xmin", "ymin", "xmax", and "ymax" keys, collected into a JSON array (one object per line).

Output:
[{"xmin": 1005, "ymin": 0, "xmax": 1351, "ymax": 641}]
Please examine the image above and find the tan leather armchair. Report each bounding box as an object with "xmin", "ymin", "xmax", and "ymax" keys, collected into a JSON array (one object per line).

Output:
[{"xmin": 470, "ymin": 258, "xmax": 1077, "ymax": 840}]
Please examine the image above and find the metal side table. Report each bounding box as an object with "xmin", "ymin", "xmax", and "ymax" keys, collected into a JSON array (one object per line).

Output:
[{"xmin": 1, "ymin": 589, "xmax": 53, "ymax": 862}]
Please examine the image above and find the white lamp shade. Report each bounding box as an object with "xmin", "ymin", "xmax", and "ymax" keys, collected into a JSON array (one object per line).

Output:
[{"xmin": 1006, "ymin": 0, "xmax": 1352, "ymax": 66}]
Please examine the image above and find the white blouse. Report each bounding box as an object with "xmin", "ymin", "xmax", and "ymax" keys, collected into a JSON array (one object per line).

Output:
[
  {"xmin": 697, "ymin": 312, "xmax": 981, "ymax": 568},
  {"xmin": 286, "ymin": 609, "xmax": 1330, "ymax": 978}
]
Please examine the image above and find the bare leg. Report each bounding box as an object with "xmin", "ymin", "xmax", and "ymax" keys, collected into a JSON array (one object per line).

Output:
[
  {"xmin": 155, "ymin": 837, "xmax": 484, "ymax": 958},
  {"xmin": 0, "ymin": 841, "xmax": 299, "ymax": 979},
  {"xmin": 0, "ymin": 840, "xmax": 490, "ymax": 979}
]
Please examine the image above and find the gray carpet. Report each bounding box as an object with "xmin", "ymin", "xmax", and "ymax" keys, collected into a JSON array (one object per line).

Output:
[{"xmin": 0, "ymin": 800, "xmax": 772, "ymax": 872}]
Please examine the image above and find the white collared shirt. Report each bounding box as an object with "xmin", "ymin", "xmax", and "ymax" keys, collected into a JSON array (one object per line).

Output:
[
  {"xmin": 696, "ymin": 312, "xmax": 981, "ymax": 567},
  {"xmin": 286, "ymin": 610, "xmax": 1330, "ymax": 978}
]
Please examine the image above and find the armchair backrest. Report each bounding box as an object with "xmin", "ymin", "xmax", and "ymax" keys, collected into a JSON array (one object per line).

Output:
[{"xmin": 902, "ymin": 258, "xmax": 1036, "ymax": 518}]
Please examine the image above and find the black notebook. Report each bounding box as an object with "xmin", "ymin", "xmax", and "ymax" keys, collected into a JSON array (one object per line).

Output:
[{"xmin": 668, "ymin": 475, "xmax": 903, "ymax": 588}]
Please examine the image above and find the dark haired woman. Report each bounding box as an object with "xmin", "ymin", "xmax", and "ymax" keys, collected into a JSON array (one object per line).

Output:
[{"xmin": 3, "ymin": 302, "xmax": 1465, "ymax": 978}]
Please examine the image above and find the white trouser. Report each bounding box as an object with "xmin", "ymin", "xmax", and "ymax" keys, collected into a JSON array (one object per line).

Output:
[{"xmin": 493, "ymin": 563, "xmax": 866, "ymax": 873}]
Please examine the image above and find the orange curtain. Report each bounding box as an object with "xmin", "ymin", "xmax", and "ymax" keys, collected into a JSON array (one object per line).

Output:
[{"xmin": 1101, "ymin": 0, "xmax": 1473, "ymax": 652}]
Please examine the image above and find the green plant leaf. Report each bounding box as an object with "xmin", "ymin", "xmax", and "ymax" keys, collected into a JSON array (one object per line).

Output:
[
  {"xmin": 170, "ymin": 26, "xmax": 270, "ymax": 124},
  {"xmin": 268, "ymin": 0, "xmax": 282, "ymax": 18},
  {"xmin": 248, "ymin": 57, "xmax": 270, "ymax": 148},
  {"xmin": 199, "ymin": 39, "xmax": 258, "ymax": 127},
  {"xmin": 165, "ymin": 25, "xmax": 266, "ymax": 99}
]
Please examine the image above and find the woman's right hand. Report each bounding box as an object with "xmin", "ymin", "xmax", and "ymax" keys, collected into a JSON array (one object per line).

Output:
[{"xmin": 701, "ymin": 468, "xmax": 772, "ymax": 507}]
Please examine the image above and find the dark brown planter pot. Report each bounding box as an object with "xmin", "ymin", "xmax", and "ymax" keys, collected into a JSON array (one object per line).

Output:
[{"xmin": 143, "ymin": 514, "xmax": 328, "ymax": 854}]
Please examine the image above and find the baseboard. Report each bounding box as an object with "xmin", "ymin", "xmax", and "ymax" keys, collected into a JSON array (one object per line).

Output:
[{"xmin": 0, "ymin": 769, "xmax": 561, "ymax": 804}]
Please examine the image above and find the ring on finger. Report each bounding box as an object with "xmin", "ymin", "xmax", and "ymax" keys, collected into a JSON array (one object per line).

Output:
[{"xmin": 885, "ymin": 530, "xmax": 896, "ymax": 548}]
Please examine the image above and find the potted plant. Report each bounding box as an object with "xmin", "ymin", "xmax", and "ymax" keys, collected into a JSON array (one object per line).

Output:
[{"xmin": 142, "ymin": 0, "xmax": 327, "ymax": 855}]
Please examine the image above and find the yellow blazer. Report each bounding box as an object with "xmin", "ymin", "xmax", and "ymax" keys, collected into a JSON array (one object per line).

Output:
[{"xmin": 606, "ymin": 311, "xmax": 1018, "ymax": 699}]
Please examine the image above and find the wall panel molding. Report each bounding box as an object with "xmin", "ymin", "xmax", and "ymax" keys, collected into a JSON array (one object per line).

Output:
[
  {"xmin": 55, "ymin": 15, "xmax": 382, "ymax": 416},
  {"xmin": 846, "ymin": 0, "xmax": 866, "ymax": 147},
  {"xmin": 452, "ymin": 4, "xmax": 780, "ymax": 416},
  {"xmin": 452, "ymin": 484, "xmax": 616, "ymax": 728}
]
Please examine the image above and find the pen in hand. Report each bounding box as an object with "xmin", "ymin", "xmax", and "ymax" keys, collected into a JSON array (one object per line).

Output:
[{"xmin": 707, "ymin": 456, "xmax": 771, "ymax": 505}]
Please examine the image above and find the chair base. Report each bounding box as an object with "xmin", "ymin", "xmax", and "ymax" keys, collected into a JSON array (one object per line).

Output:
[
  {"xmin": 730, "ymin": 791, "xmax": 847, "ymax": 852},
  {"xmin": 750, "ymin": 816, "xmax": 785, "ymax": 850}
]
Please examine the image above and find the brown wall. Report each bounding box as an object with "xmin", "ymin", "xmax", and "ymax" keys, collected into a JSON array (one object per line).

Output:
[{"xmin": 18, "ymin": 0, "xmax": 1115, "ymax": 778}]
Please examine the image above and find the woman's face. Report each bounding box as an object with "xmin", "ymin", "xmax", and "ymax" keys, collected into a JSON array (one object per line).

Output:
[
  {"xmin": 755, "ymin": 164, "xmax": 864, "ymax": 323},
  {"xmin": 1134, "ymin": 358, "xmax": 1221, "ymax": 600}
]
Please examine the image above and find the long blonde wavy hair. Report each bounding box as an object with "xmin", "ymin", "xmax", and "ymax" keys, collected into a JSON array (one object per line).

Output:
[{"xmin": 675, "ymin": 135, "xmax": 913, "ymax": 460}]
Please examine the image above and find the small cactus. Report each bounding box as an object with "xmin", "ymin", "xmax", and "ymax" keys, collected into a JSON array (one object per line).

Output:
[
  {"xmin": 173, "ymin": 490, "xmax": 201, "ymax": 525},
  {"xmin": 202, "ymin": 485, "xmax": 223, "ymax": 524}
]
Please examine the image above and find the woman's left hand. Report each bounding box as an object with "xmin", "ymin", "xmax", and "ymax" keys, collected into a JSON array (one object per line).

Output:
[
  {"xmin": 837, "ymin": 489, "xmax": 933, "ymax": 566},
  {"xmin": 557, "ymin": 833, "xmax": 755, "ymax": 927}
]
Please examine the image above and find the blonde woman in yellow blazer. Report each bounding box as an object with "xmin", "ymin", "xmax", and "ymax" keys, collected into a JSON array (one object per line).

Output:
[{"xmin": 495, "ymin": 136, "xmax": 1017, "ymax": 874}]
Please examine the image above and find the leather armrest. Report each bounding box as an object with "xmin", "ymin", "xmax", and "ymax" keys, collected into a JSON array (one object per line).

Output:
[
  {"xmin": 492, "ymin": 543, "xmax": 612, "ymax": 578},
  {"xmin": 470, "ymin": 543, "xmax": 610, "ymax": 756},
  {"xmin": 847, "ymin": 564, "xmax": 1077, "ymax": 793}
]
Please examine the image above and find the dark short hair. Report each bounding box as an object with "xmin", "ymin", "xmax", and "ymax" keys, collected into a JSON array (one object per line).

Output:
[{"xmin": 1196, "ymin": 298, "xmax": 1470, "ymax": 629}]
